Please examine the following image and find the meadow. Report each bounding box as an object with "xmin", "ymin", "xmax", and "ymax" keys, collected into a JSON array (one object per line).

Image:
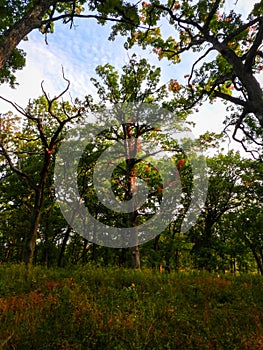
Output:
[{"xmin": 0, "ymin": 265, "xmax": 262, "ymax": 350}]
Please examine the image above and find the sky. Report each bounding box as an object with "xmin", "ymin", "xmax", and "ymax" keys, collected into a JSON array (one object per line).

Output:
[{"xmin": 0, "ymin": 0, "xmax": 261, "ymax": 156}]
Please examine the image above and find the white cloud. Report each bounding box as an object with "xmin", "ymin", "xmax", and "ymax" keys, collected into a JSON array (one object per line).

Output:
[{"xmin": 0, "ymin": 19, "xmax": 129, "ymax": 109}]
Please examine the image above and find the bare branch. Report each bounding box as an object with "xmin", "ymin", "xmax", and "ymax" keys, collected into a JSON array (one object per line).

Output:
[
  {"xmin": 188, "ymin": 47, "xmax": 214, "ymax": 84},
  {"xmin": 212, "ymin": 90, "xmax": 248, "ymax": 108},
  {"xmin": 41, "ymin": 66, "xmax": 71, "ymax": 125},
  {"xmin": 230, "ymin": 110, "xmax": 261, "ymax": 160},
  {"xmin": 153, "ymin": 3, "xmax": 203, "ymax": 32},
  {"xmin": 0, "ymin": 96, "xmax": 28, "ymax": 116},
  {"xmin": 41, "ymin": 13, "xmax": 139, "ymax": 28}
]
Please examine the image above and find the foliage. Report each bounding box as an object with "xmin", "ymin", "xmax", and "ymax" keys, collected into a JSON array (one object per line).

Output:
[
  {"xmin": 113, "ymin": 0, "xmax": 263, "ymax": 159},
  {"xmin": 1, "ymin": 0, "xmax": 263, "ymax": 156},
  {"xmin": 1, "ymin": 103, "xmax": 262, "ymax": 272},
  {"xmin": 0, "ymin": 80, "xmax": 85, "ymax": 264},
  {"xmin": 189, "ymin": 151, "xmax": 262, "ymax": 272},
  {"xmin": 0, "ymin": 0, "xmax": 138, "ymax": 86},
  {"xmin": 77, "ymin": 55, "xmax": 191, "ymax": 268},
  {"xmin": 0, "ymin": 53, "xmax": 262, "ymax": 273}
]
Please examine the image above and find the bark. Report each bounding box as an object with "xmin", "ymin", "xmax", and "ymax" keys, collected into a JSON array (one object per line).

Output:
[
  {"xmin": 23, "ymin": 197, "xmax": 42, "ymax": 265},
  {"xmin": 130, "ymin": 213, "xmax": 140, "ymax": 269},
  {"xmin": 129, "ymin": 210, "xmax": 140, "ymax": 269},
  {"xmin": 5, "ymin": 242, "xmax": 12, "ymax": 260},
  {"xmin": 0, "ymin": 0, "xmax": 59, "ymax": 70},
  {"xmin": 154, "ymin": 235, "xmax": 160, "ymax": 251},
  {"xmin": 119, "ymin": 248, "xmax": 127, "ymax": 266},
  {"xmin": 243, "ymin": 234, "xmax": 263, "ymax": 275},
  {"xmin": 91, "ymin": 243, "xmax": 96, "ymax": 263},
  {"xmin": 251, "ymin": 247, "xmax": 263, "ymax": 275},
  {"xmin": 23, "ymin": 151, "xmax": 52, "ymax": 265},
  {"xmin": 57, "ymin": 225, "xmax": 72, "ymax": 267},
  {"xmin": 81, "ymin": 238, "xmax": 89, "ymax": 264},
  {"xmin": 131, "ymin": 241, "xmax": 140, "ymax": 269},
  {"xmin": 123, "ymin": 123, "xmax": 141, "ymax": 269},
  {"xmin": 57, "ymin": 197, "xmax": 84, "ymax": 266},
  {"xmin": 211, "ymin": 35, "xmax": 263, "ymax": 128}
]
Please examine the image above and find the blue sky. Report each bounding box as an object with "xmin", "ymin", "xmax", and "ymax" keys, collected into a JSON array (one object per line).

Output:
[{"xmin": 0, "ymin": 0, "xmax": 260, "ymax": 154}]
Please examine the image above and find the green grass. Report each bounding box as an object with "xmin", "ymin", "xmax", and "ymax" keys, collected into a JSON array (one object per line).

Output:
[{"xmin": 0, "ymin": 265, "xmax": 262, "ymax": 349}]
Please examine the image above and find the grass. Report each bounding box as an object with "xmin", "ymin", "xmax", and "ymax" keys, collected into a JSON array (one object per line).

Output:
[{"xmin": 0, "ymin": 264, "xmax": 262, "ymax": 349}]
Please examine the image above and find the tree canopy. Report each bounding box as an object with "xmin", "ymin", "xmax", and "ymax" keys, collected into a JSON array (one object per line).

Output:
[
  {"xmin": 0, "ymin": 1, "xmax": 262, "ymax": 157},
  {"xmin": 119, "ymin": 0, "xmax": 263, "ymax": 159},
  {"xmin": 0, "ymin": 0, "xmax": 137, "ymax": 86}
]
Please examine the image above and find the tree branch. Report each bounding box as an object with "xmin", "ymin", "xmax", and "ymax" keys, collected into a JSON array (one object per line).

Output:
[
  {"xmin": 245, "ymin": 19, "xmax": 263, "ymax": 72},
  {"xmin": 0, "ymin": 1, "xmax": 142, "ymax": 70},
  {"xmin": 203, "ymin": 0, "xmax": 221, "ymax": 33},
  {"xmin": 188, "ymin": 47, "xmax": 214, "ymax": 85},
  {"xmin": 0, "ymin": 95, "xmax": 28, "ymax": 116},
  {"xmin": 230, "ymin": 109, "xmax": 261, "ymax": 160},
  {"xmin": 0, "ymin": 142, "xmax": 37, "ymax": 190},
  {"xmin": 0, "ymin": 0, "xmax": 60, "ymax": 69},
  {"xmin": 212, "ymin": 90, "xmax": 248, "ymax": 108},
  {"xmin": 224, "ymin": 16, "xmax": 263, "ymax": 43}
]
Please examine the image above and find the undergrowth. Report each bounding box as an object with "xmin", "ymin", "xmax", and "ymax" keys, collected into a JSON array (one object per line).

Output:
[{"xmin": 0, "ymin": 265, "xmax": 262, "ymax": 349}]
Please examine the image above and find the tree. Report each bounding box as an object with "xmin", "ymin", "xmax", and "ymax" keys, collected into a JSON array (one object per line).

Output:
[
  {"xmin": 0, "ymin": 76, "xmax": 83, "ymax": 264},
  {"xmin": 2, "ymin": 1, "xmax": 262, "ymax": 156},
  {"xmin": 234, "ymin": 209, "xmax": 263, "ymax": 274},
  {"xmin": 0, "ymin": 0, "xmax": 139, "ymax": 86},
  {"xmin": 189, "ymin": 151, "xmax": 248, "ymax": 271},
  {"xmin": 113, "ymin": 0, "xmax": 263, "ymax": 159},
  {"xmin": 72, "ymin": 55, "xmax": 190, "ymax": 268},
  {"xmin": 226, "ymin": 158, "xmax": 263, "ymax": 274}
]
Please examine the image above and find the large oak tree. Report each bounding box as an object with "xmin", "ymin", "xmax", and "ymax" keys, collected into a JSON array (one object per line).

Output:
[{"xmin": 113, "ymin": 0, "xmax": 263, "ymax": 158}]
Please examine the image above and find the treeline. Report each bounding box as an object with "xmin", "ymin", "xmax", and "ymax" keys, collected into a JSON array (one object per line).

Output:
[
  {"xmin": 0, "ymin": 149, "xmax": 262, "ymax": 273},
  {"xmin": 0, "ymin": 58, "xmax": 262, "ymax": 273}
]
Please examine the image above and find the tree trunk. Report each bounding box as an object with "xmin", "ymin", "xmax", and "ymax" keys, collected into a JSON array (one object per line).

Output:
[
  {"xmin": 124, "ymin": 123, "xmax": 141, "ymax": 269},
  {"xmin": 130, "ymin": 216, "xmax": 140, "ymax": 269},
  {"xmin": 5, "ymin": 241, "xmax": 12, "ymax": 260},
  {"xmin": 131, "ymin": 243, "xmax": 140, "ymax": 269},
  {"xmin": 92, "ymin": 243, "xmax": 97, "ymax": 263},
  {"xmin": 119, "ymin": 248, "xmax": 127, "ymax": 266},
  {"xmin": 23, "ymin": 189, "xmax": 43, "ymax": 265},
  {"xmin": 57, "ymin": 200, "xmax": 82, "ymax": 267},
  {"xmin": 23, "ymin": 151, "xmax": 52, "ymax": 265},
  {"xmin": 0, "ymin": 0, "xmax": 58, "ymax": 69},
  {"xmin": 57, "ymin": 225, "xmax": 72, "ymax": 267},
  {"xmin": 82, "ymin": 238, "xmax": 89, "ymax": 264},
  {"xmin": 251, "ymin": 247, "xmax": 263, "ymax": 275},
  {"xmin": 242, "ymin": 234, "xmax": 263, "ymax": 275},
  {"xmin": 214, "ymin": 40, "xmax": 263, "ymax": 128}
]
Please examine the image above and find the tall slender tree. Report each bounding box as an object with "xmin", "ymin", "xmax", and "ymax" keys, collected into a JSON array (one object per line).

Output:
[{"xmin": 0, "ymin": 75, "xmax": 83, "ymax": 264}]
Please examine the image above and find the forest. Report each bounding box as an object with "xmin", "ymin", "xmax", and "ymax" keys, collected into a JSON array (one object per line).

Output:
[{"xmin": 0, "ymin": 0, "xmax": 263, "ymax": 349}]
